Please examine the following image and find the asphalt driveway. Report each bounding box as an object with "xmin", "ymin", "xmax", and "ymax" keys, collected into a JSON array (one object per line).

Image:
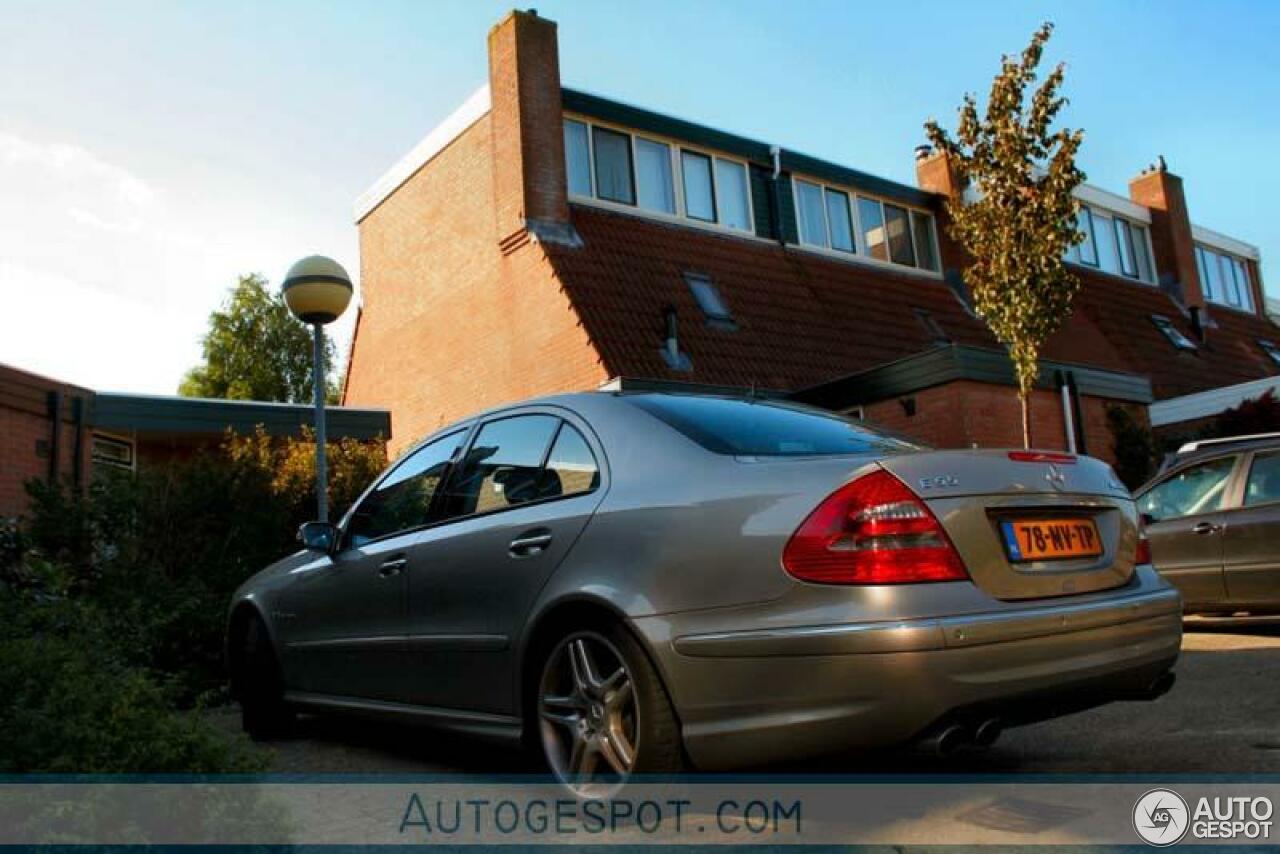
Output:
[{"xmin": 231, "ymin": 618, "xmax": 1280, "ymax": 775}]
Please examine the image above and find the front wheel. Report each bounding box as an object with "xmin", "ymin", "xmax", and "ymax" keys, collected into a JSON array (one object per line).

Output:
[
  {"xmin": 535, "ymin": 623, "xmax": 682, "ymax": 796},
  {"xmin": 236, "ymin": 616, "xmax": 295, "ymax": 741}
]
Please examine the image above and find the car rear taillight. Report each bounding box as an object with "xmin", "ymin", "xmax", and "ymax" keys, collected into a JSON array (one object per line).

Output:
[
  {"xmin": 782, "ymin": 469, "xmax": 969, "ymax": 585},
  {"xmin": 1134, "ymin": 518, "xmax": 1153, "ymax": 565}
]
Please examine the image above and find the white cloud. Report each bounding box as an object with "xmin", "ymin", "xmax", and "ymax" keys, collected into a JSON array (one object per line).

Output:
[{"xmin": 0, "ymin": 131, "xmax": 357, "ymax": 394}]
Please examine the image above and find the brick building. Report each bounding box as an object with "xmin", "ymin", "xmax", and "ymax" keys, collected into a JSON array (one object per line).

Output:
[
  {"xmin": 344, "ymin": 10, "xmax": 1279, "ymax": 461},
  {"xmin": 0, "ymin": 362, "xmax": 390, "ymax": 519}
]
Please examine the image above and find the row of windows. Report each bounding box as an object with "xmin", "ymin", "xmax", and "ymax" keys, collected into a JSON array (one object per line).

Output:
[
  {"xmin": 793, "ymin": 178, "xmax": 940, "ymax": 272},
  {"xmin": 346, "ymin": 415, "xmax": 600, "ymax": 548},
  {"xmin": 1195, "ymin": 243, "xmax": 1254, "ymax": 313},
  {"xmin": 564, "ymin": 119, "xmax": 754, "ymax": 232},
  {"xmin": 1065, "ymin": 204, "xmax": 1155, "ymax": 283}
]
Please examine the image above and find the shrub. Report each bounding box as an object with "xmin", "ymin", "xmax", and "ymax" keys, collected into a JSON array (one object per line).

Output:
[
  {"xmin": 7, "ymin": 427, "xmax": 386, "ymax": 774},
  {"xmin": 1107, "ymin": 405, "xmax": 1157, "ymax": 490}
]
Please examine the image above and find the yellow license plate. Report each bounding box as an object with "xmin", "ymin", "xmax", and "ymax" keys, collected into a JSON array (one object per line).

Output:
[{"xmin": 1001, "ymin": 519, "xmax": 1102, "ymax": 562}]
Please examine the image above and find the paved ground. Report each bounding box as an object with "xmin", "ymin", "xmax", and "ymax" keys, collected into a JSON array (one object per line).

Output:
[{"xmin": 230, "ymin": 617, "xmax": 1280, "ymax": 775}]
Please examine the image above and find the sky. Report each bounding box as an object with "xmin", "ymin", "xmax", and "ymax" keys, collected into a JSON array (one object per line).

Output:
[{"xmin": 2, "ymin": 0, "xmax": 1277, "ymax": 395}]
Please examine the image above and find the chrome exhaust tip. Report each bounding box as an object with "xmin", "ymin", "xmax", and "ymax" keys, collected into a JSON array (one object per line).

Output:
[
  {"xmin": 972, "ymin": 717, "xmax": 1003, "ymax": 747},
  {"xmin": 919, "ymin": 723, "xmax": 970, "ymax": 756}
]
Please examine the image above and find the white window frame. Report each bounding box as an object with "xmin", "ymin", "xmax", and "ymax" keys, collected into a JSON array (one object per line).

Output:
[
  {"xmin": 1068, "ymin": 202, "xmax": 1156, "ymax": 285},
  {"xmin": 91, "ymin": 432, "xmax": 136, "ymax": 472},
  {"xmin": 788, "ymin": 174, "xmax": 943, "ymax": 278},
  {"xmin": 562, "ymin": 114, "xmax": 758, "ymax": 239},
  {"xmin": 1194, "ymin": 242, "xmax": 1256, "ymax": 314}
]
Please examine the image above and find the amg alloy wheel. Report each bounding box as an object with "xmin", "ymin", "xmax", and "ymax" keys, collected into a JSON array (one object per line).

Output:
[{"xmin": 537, "ymin": 625, "xmax": 680, "ymax": 796}]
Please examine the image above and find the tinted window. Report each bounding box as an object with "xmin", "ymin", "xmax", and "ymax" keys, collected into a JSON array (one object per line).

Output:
[
  {"xmin": 625, "ymin": 395, "xmax": 919, "ymax": 457},
  {"xmin": 592, "ymin": 127, "xmax": 634, "ymax": 205},
  {"xmin": 1138, "ymin": 456, "xmax": 1236, "ymax": 522},
  {"xmin": 541, "ymin": 424, "xmax": 600, "ymax": 498},
  {"xmin": 439, "ymin": 415, "xmax": 560, "ymax": 518},
  {"xmin": 1245, "ymin": 452, "xmax": 1280, "ymax": 507},
  {"xmin": 346, "ymin": 430, "xmax": 463, "ymax": 547}
]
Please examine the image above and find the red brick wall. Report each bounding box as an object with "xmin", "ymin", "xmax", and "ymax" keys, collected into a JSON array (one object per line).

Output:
[
  {"xmin": 343, "ymin": 114, "xmax": 607, "ymax": 456},
  {"xmin": 0, "ymin": 365, "xmax": 92, "ymax": 519},
  {"xmin": 1129, "ymin": 169, "xmax": 1202, "ymax": 306},
  {"xmin": 861, "ymin": 379, "xmax": 1144, "ymax": 465}
]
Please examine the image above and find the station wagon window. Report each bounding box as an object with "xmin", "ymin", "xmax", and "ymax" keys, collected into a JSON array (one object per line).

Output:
[
  {"xmin": 624, "ymin": 394, "xmax": 919, "ymax": 457},
  {"xmin": 1138, "ymin": 456, "xmax": 1236, "ymax": 522},
  {"xmin": 438, "ymin": 415, "xmax": 561, "ymax": 518},
  {"xmin": 346, "ymin": 430, "xmax": 464, "ymax": 547},
  {"xmin": 1245, "ymin": 452, "xmax": 1280, "ymax": 507},
  {"xmin": 542, "ymin": 424, "xmax": 600, "ymax": 498}
]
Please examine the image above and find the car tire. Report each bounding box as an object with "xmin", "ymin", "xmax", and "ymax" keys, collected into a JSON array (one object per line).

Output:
[
  {"xmin": 533, "ymin": 619, "xmax": 682, "ymax": 794},
  {"xmin": 237, "ymin": 615, "xmax": 295, "ymax": 741}
]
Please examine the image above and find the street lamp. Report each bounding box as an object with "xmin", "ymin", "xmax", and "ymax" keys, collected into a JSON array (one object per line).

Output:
[{"xmin": 282, "ymin": 255, "xmax": 353, "ymax": 522}]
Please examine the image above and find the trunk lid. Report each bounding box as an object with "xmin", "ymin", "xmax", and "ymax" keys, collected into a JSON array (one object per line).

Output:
[{"xmin": 877, "ymin": 449, "xmax": 1140, "ymax": 600}]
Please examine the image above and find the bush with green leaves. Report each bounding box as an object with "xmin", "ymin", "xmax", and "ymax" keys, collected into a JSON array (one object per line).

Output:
[{"xmin": 2, "ymin": 428, "xmax": 385, "ymax": 772}]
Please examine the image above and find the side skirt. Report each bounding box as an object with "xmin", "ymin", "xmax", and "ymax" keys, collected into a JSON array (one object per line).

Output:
[{"xmin": 283, "ymin": 690, "xmax": 524, "ymax": 745}]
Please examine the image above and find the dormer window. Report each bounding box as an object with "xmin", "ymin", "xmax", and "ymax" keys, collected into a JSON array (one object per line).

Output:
[
  {"xmin": 1067, "ymin": 203, "xmax": 1154, "ymax": 283},
  {"xmin": 563, "ymin": 117, "xmax": 754, "ymax": 234},
  {"xmin": 1151, "ymin": 314, "xmax": 1198, "ymax": 352},
  {"xmin": 1195, "ymin": 244, "xmax": 1254, "ymax": 313},
  {"xmin": 793, "ymin": 177, "xmax": 939, "ymax": 273}
]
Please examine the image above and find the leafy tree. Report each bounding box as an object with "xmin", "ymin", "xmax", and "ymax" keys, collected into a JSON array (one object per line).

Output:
[
  {"xmin": 180, "ymin": 273, "xmax": 339, "ymax": 403},
  {"xmin": 925, "ymin": 23, "xmax": 1086, "ymax": 448}
]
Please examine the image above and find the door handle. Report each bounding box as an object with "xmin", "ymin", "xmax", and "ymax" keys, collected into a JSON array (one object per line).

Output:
[
  {"xmin": 379, "ymin": 557, "xmax": 407, "ymax": 577},
  {"xmin": 509, "ymin": 530, "xmax": 553, "ymax": 557},
  {"xmin": 1191, "ymin": 521, "xmax": 1222, "ymax": 536}
]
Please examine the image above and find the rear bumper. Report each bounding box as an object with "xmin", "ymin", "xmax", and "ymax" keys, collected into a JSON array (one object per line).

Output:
[{"xmin": 637, "ymin": 580, "xmax": 1182, "ymax": 770}]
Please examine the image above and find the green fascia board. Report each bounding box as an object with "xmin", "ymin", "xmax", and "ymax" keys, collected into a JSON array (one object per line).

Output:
[
  {"xmin": 792, "ymin": 345, "xmax": 1153, "ymax": 409},
  {"xmin": 90, "ymin": 393, "xmax": 391, "ymax": 441},
  {"xmin": 560, "ymin": 88, "xmax": 933, "ymax": 210}
]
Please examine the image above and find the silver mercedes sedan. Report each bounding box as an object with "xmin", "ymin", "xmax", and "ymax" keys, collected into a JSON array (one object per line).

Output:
[{"xmin": 228, "ymin": 391, "xmax": 1181, "ymax": 791}]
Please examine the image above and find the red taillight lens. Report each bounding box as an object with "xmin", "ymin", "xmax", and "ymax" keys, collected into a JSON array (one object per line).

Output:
[
  {"xmin": 1007, "ymin": 451, "xmax": 1078, "ymax": 464},
  {"xmin": 1134, "ymin": 535, "xmax": 1152, "ymax": 566},
  {"xmin": 782, "ymin": 469, "xmax": 969, "ymax": 585}
]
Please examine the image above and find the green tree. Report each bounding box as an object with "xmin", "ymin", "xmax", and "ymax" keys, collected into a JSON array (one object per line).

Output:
[
  {"xmin": 180, "ymin": 273, "xmax": 339, "ymax": 403},
  {"xmin": 925, "ymin": 22, "xmax": 1086, "ymax": 448}
]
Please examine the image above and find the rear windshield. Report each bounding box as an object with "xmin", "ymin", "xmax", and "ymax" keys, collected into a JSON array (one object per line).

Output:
[{"xmin": 624, "ymin": 394, "xmax": 920, "ymax": 457}]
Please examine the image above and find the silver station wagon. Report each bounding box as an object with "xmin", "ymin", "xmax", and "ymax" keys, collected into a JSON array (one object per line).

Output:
[{"xmin": 228, "ymin": 392, "xmax": 1181, "ymax": 793}]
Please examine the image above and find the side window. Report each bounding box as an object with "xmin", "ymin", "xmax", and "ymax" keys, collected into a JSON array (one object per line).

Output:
[
  {"xmin": 1138, "ymin": 456, "xmax": 1237, "ymax": 522},
  {"xmin": 439, "ymin": 415, "xmax": 560, "ymax": 519},
  {"xmin": 346, "ymin": 430, "xmax": 464, "ymax": 547},
  {"xmin": 540, "ymin": 424, "xmax": 601, "ymax": 500},
  {"xmin": 1245, "ymin": 452, "xmax": 1280, "ymax": 507}
]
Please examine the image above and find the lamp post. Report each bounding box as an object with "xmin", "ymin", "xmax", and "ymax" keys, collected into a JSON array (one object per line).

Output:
[{"xmin": 282, "ymin": 255, "xmax": 353, "ymax": 522}]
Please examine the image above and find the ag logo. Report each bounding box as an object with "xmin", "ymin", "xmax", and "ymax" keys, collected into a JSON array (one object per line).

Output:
[{"xmin": 1133, "ymin": 788, "xmax": 1190, "ymax": 846}]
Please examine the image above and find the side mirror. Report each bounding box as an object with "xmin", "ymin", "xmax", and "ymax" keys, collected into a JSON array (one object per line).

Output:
[{"xmin": 297, "ymin": 521, "xmax": 337, "ymax": 553}]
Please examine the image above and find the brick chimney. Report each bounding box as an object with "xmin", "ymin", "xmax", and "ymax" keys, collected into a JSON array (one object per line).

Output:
[
  {"xmin": 488, "ymin": 10, "xmax": 572, "ymax": 248},
  {"xmin": 915, "ymin": 147, "xmax": 967, "ymax": 275},
  {"xmin": 1128, "ymin": 162, "xmax": 1203, "ymax": 308}
]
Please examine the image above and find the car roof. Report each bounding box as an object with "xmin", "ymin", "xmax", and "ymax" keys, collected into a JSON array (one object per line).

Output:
[{"xmin": 1148, "ymin": 433, "xmax": 1280, "ymax": 485}]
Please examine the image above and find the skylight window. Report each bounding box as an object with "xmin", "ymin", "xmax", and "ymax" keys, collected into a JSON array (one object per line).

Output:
[
  {"xmin": 1151, "ymin": 315, "xmax": 1198, "ymax": 352},
  {"xmin": 683, "ymin": 272, "xmax": 736, "ymax": 329},
  {"xmin": 1260, "ymin": 340, "xmax": 1280, "ymax": 369}
]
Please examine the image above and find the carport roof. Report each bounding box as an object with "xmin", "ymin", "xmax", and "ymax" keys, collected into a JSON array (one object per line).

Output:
[{"xmin": 91, "ymin": 392, "xmax": 391, "ymax": 441}]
